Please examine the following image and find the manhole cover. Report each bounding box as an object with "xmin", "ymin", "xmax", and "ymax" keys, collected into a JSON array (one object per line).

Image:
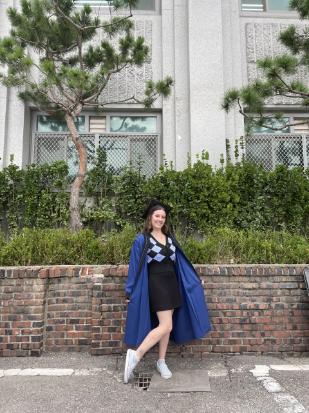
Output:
[{"xmin": 133, "ymin": 372, "xmax": 153, "ymax": 390}]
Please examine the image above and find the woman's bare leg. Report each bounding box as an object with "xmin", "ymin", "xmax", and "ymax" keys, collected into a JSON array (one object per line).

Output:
[
  {"xmin": 158, "ymin": 310, "xmax": 174, "ymax": 359},
  {"xmin": 136, "ymin": 310, "xmax": 173, "ymax": 360}
]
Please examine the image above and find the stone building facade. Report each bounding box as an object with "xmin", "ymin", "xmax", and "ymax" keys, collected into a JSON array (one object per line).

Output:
[{"xmin": 0, "ymin": 0, "xmax": 308, "ymax": 173}]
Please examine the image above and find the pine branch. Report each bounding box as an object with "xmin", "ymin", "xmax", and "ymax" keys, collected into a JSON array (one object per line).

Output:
[
  {"xmin": 237, "ymin": 98, "xmax": 309, "ymax": 132},
  {"xmin": 83, "ymin": 62, "xmax": 129, "ymax": 103},
  {"xmin": 53, "ymin": 0, "xmax": 133, "ymax": 32},
  {"xmin": 15, "ymin": 34, "xmax": 80, "ymax": 56},
  {"xmin": 83, "ymin": 95, "xmax": 137, "ymax": 107},
  {"xmin": 275, "ymin": 72, "xmax": 309, "ymax": 98}
]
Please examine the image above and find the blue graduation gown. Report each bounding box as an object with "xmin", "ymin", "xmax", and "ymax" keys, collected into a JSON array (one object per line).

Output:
[{"xmin": 124, "ymin": 233, "xmax": 212, "ymax": 347}]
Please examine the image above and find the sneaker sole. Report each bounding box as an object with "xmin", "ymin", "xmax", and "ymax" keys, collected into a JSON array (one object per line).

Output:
[{"xmin": 124, "ymin": 349, "xmax": 133, "ymax": 384}]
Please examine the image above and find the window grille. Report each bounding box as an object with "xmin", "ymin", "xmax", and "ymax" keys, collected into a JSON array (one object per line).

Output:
[
  {"xmin": 33, "ymin": 132, "xmax": 159, "ymax": 177},
  {"xmin": 245, "ymin": 134, "xmax": 309, "ymax": 170}
]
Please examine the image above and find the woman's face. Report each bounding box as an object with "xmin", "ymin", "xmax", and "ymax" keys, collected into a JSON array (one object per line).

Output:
[{"xmin": 150, "ymin": 208, "xmax": 166, "ymax": 231}]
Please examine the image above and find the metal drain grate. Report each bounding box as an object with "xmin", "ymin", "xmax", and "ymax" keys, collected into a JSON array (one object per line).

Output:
[{"xmin": 133, "ymin": 372, "xmax": 153, "ymax": 390}]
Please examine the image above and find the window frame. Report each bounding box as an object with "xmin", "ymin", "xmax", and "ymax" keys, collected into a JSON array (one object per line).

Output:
[
  {"xmin": 247, "ymin": 113, "xmax": 309, "ymax": 134},
  {"xmin": 32, "ymin": 111, "xmax": 161, "ymax": 135},
  {"xmin": 73, "ymin": 0, "xmax": 161, "ymax": 15},
  {"xmin": 240, "ymin": 0, "xmax": 297, "ymax": 15},
  {"xmin": 246, "ymin": 112, "xmax": 309, "ymax": 169},
  {"xmin": 30, "ymin": 110, "xmax": 162, "ymax": 174}
]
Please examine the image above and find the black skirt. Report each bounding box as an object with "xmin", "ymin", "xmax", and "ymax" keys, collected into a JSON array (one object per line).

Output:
[{"xmin": 148, "ymin": 259, "xmax": 182, "ymax": 312}]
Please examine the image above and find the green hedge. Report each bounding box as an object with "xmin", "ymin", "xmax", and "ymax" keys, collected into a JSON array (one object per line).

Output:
[
  {"xmin": 0, "ymin": 228, "xmax": 106, "ymax": 265},
  {"xmin": 1, "ymin": 155, "xmax": 309, "ymax": 236},
  {"xmin": 182, "ymin": 228, "xmax": 309, "ymax": 264},
  {"xmin": 0, "ymin": 227, "xmax": 308, "ymax": 265}
]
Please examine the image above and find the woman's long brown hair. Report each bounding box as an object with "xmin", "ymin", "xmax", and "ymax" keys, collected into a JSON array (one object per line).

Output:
[{"xmin": 143, "ymin": 206, "xmax": 170, "ymax": 234}]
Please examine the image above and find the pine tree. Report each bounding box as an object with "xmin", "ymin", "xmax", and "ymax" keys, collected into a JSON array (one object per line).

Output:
[
  {"xmin": 0, "ymin": 0, "xmax": 173, "ymax": 231},
  {"xmin": 223, "ymin": 0, "xmax": 309, "ymax": 134}
]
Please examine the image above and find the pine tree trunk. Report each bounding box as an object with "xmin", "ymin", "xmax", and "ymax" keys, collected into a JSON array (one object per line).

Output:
[{"xmin": 65, "ymin": 113, "xmax": 87, "ymax": 231}]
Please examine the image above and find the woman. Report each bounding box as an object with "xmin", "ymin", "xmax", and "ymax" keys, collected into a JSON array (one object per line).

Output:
[{"xmin": 123, "ymin": 199, "xmax": 211, "ymax": 384}]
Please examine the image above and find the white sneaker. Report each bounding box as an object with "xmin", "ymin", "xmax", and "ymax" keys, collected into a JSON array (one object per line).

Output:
[
  {"xmin": 156, "ymin": 359, "xmax": 172, "ymax": 379},
  {"xmin": 124, "ymin": 349, "xmax": 139, "ymax": 384}
]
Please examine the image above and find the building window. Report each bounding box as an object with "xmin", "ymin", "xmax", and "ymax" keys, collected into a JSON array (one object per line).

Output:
[
  {"xmin": 74, "ymin": 0, "xmax": 156, "ymax": 10},
  {"xmin": 245, "ymin": 116, "xmax": 309, "ymax": 170},
  {"xmin": 110, "ymin": 116, "xmax": 157, "ymax": 133},
  {"xmin": 37, "ymin": 115, "xmax": 85, "ymax": 133},
  {"xmin": 249, "ymin": 117, "xmax": 290, "ymax": 134},
  {"xmin": 33, "ymin": 113, "xmax": 160, "ymax": 177},
  {"xmin": 241, "ymin": 0, "xmax": 292, "ymax": 12}
]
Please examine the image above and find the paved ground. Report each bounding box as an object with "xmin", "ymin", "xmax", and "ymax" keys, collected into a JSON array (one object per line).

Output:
[{"xmin": 0, "ymin": 352, "xmax": 308, "ymax": 413}]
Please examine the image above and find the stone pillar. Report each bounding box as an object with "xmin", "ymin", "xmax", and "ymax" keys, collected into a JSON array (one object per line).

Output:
[
  {"xmin": 0, "ymin": 1, "xmax": 11, "ymax": 169},
  {"xmin": 0, "ymin": 0, "xmax": 26, "ymax": 168},
  {"xmin": 161, "ymin": 0, "xmax": 176, "ymax": 165},
  {"xmin": 222, "ymin": 0, "xmax": 245, "ymax": 162},
  {"xmin": 187, "ymin": 0, "xmax": 226, "ymax": 166},
  {"xmin": 174, "ymin": 0, "xmax": 190, "ymax": 169}
]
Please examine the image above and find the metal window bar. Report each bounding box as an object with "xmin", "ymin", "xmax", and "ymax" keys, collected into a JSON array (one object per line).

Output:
[
  {"xmin": 241, "ymin": 1, "xmax": 265, "ymax": 12},
  {"xmin": 245, "ymin": 133, "xmax": 308, "ymax": 170},
  {"xmin": 33, "ymin": 132, "xmax": 160, "ymax": 177},
  {"xmin": 74, "ymin": 1, "xmax": 111, "ymax": 6}
]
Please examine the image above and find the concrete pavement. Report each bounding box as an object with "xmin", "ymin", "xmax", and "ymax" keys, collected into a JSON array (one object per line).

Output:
[{"xmin": 0, "ymin": 352, "xmax": 308, "ymax": 413}]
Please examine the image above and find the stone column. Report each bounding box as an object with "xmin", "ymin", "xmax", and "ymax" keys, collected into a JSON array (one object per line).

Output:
[
  {"xmin": 222, "ymin": 0, "xmax": 245, "ymax": 162},
  {"xmin": 187, "ymin": 0, "xmax": 226, "ymax": 166},
  {"xmin": 174, "ymin": 0, "xmax": 190, "ymax": 169},
  {"xmin": 0, "ymin": 1, "xmax": 11, "ymax": 169},
  {"xmin": 0, "ymin": 0, "xmax": 26, "ymax": 168},
  {"xmin": 161, "ymin": 0, "xmax": 176, "ymax": 165}
]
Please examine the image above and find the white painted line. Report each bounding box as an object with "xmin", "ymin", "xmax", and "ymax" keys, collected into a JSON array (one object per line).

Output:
[
  {"xmin": 250, "ymin": 365, "xmax": 270, "ymax": 377},
  {"xmin": 258, "ymin": 376, "xmax": 282, "ymax": 393},
  {"xmin": 19, "ymin": 369, "xmax": 40, "ymax": 376},
  {"xmin": 270, "ymin": 365, "xmax": 309, "ymax": 372},
  {"xmin": 250, "ymin": 365, "xmax": 308, "ymax": 413},
  {"xmin": 0, "ymin": 368, "xmax": 105, "ymax": 377},
  {"xmin": 274, "ymin": 393, "xmax": 307, "ymax": 413},
  {"xmin": 33, "ymin": 368, "xmax": 74, "ymax": 376},
  {"xmin": 3, "ymin": 369, "xmax": 22, "ymax": 376}
]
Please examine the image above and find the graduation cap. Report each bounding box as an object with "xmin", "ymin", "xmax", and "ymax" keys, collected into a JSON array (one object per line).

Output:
[{"xmin": 142, "ymin": 199, "xmax": 171, "ymax": 219}]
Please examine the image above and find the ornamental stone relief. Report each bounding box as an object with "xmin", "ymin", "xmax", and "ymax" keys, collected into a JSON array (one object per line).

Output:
[
  {"xmin": 246, "ymin": 22, "xmax": 309, "ymax": 105},
  {"xmin": 99, "ymin": 19, "xmax": 153, "ymax": 105}
]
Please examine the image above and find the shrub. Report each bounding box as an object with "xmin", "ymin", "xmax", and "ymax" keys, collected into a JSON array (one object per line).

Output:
[
  {"xmin": 0, "ymin": 226, "xmax": 307, "ymax": 265},
  {"xmin": 0, "ymin": 228, "xmax": 106, "ymax": 265},
  {"xmin": 0, "ymin": 161, "xmax": 69, "ymax": 234},
  {"xmin": 182, "ymin": 228, "xmax": 309, "ymax": 264},
  {"xmin": 100, "ymin": 225, "xmax": 137, "ymax": 264},
  {"xmin": 1, "ymin": 156, "xmax": 309, "ymax": 237}
]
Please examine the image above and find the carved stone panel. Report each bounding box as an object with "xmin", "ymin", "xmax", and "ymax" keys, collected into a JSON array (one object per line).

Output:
[
  {"xmin": 99, "ymin": 19, "xmax": 153, "ymax": 105},
  {"xmin": 246, "ymin": 22, "xmax": 309, "ymax": 105}
]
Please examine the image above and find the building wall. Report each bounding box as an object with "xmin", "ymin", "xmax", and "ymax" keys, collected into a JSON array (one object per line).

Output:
[
  {"xmin": 0, "ymin": 265, "xmax": 308, "ymax": 356},
  {"xmin": 0, "ymin": 1, "xmax": 308, "ymax": 170}
]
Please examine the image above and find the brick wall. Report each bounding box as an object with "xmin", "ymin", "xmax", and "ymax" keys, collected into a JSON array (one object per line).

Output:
[{"xmin": 0, "ymin": 265, "xmax": 308, "ymax": 357}]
